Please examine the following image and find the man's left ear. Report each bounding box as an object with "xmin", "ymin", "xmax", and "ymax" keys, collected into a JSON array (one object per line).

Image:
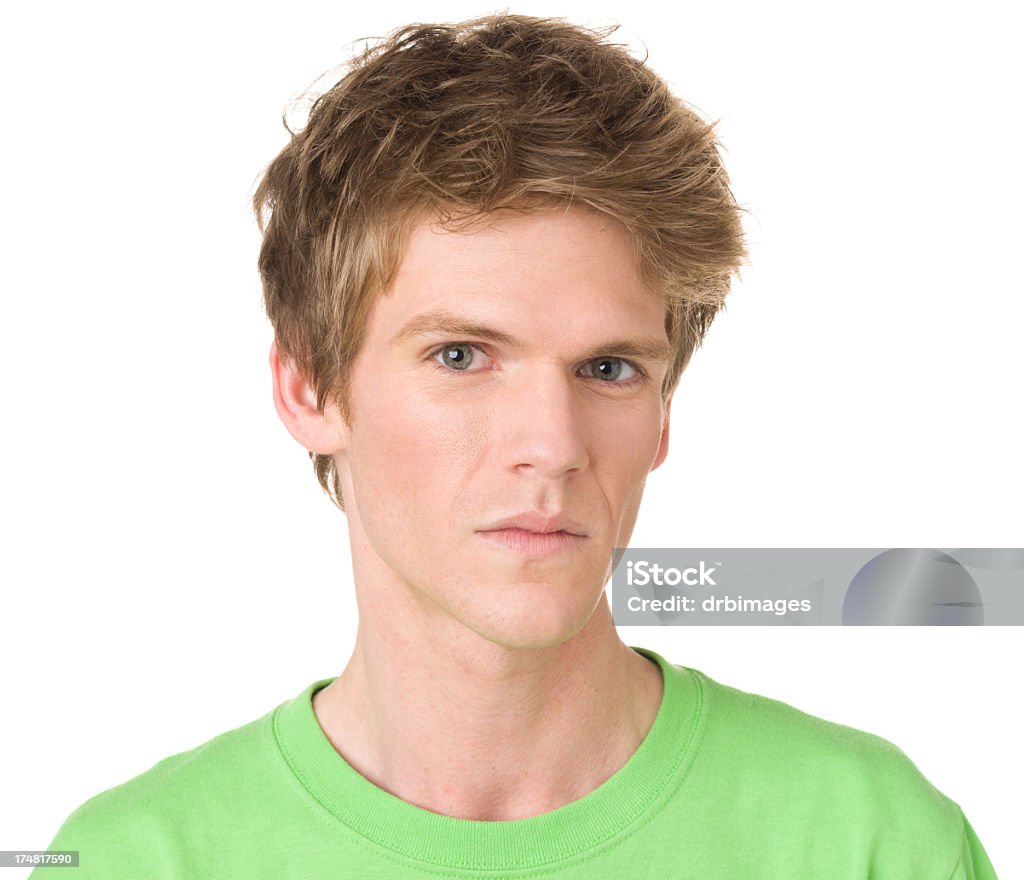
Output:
[{"xmin": 650, "ymin": 394, "xmax": 672, "ymax": 472}]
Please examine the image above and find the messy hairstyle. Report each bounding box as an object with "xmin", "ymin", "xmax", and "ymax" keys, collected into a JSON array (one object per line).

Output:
[{"xmin": 254, "ymin": 14, "xmax": 747, "ymax": 512}]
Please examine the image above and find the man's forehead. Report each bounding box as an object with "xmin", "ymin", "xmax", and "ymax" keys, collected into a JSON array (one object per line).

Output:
[
  {"xmin": 367, "ymin": 205, "xmax": 672, "ymax": 360},
  {"xmin": 391, "ymin": 204, "xmax": 643, "ymax": 276}
]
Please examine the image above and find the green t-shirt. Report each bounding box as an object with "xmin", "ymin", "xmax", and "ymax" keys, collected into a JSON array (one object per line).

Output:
[{"xmin": 31, "ymin": 646, "xmax": 997, "ymax": 878}]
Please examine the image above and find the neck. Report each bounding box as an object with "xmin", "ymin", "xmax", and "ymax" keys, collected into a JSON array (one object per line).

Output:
[{"xmin": 312, "ymin": 599, "xmax": 663, "ymax": 821}]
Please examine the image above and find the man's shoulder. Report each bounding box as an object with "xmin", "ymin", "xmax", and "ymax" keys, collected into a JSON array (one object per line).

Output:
[
  {"xmin": 35, "ymin": 695, "xmax": 288, "ymax": 876},
  {"xmin": 92, "ymin": 700, "xmax": 278, "ymax": 811},
  {"xmin": 693, "ymin": 667, "xmax": 933, "ymax": 766},
  {"xmin": 686, "ymin": 666, "xmax": 964, "ymax": 831}
]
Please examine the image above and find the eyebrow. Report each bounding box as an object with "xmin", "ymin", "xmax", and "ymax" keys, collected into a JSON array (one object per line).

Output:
[{"xmin": 388, "ymin": 308, "xmax": 674, "ymax": 365}]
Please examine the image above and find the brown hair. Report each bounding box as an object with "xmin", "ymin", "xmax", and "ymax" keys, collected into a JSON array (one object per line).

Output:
[{"xmin": 254, "ymin": 14, "xmax": 747, "ymax": 512}]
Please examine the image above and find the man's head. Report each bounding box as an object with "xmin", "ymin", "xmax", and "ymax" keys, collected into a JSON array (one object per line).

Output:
[
  {"xmin": 254, "ymin": 14, "xmax": 747, "ymax": 512},
  {"xmin": 272, "ymin": 204, "xmax": 678, "ymax": 649}
]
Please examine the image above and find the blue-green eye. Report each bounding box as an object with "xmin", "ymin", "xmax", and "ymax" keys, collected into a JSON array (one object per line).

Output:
[
  {"xmin": 583, "ymin": 357, "xmax": 639, "ymax": 383},
  {"xmin": 434, "ymin": 343, "xmax": 477, "ymax": 370}
]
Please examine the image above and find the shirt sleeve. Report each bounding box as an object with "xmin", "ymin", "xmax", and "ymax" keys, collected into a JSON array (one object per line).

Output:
[{"xmin": 948, "ymin": 809, "xmax": 998, "ymax": 880}]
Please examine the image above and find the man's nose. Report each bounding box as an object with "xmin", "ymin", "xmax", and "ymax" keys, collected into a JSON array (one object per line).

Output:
[{"xmin": 499, "ymin": 365, "xmax": 590, "ymax": 479}]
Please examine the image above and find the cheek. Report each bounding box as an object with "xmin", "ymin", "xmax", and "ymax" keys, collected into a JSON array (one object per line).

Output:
[
  {"xmin": 593, "ymin": 410, "xmax": 664, "ymax": 490},
  {"xmin": 349, "ymin": 390, "xmax": 491, "ymax": 527},
  {"xmin": 591, "ymin": 421, "xmax": 659, "ymax": 545}
]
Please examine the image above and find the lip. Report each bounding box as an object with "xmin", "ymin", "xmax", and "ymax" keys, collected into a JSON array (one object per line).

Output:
[
  {"xmin": 477, "ymin": 527, "xmax": 587, "ymax": 557},
  {"xmin": 476, "ymin": 512, "xmax": 589, "ymax": 558},
  {"xmin": 479, "ymin": 512, "xmax": 588, "ymax": 536}
]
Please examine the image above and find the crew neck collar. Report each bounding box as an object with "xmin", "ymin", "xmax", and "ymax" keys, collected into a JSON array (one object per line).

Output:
[{"xmin": 272, "ymin": 645, "xmax": 704, "ymax": 872}]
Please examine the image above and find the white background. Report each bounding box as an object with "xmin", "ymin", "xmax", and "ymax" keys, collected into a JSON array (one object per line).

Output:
[{"xmin": 2, "ymin": 1, "xmax": 1020, "ymax": 877}]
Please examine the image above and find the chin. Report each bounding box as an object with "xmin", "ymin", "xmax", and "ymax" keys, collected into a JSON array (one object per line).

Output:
[{"xmin": 456, "ymin": 579, "xmax": 604, "ymax": 650}]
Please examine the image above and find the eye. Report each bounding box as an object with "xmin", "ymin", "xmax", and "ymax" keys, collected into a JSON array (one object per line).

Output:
[
  {"xmin": 431, "ymin": 342, "xmax": 487, "ymax": 372},
  {"xmin": 581, "ymin": 357, "xmax": 643, "ymax": 385}
]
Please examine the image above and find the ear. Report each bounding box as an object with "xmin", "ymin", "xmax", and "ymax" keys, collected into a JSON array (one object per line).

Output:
[
  {"xmin": 650, "ymin": 393, "xmax": 672, "ymax": 472},
  {"xmin": 269, "ymin": 340, "xmax": 347, "ymax": 455}
]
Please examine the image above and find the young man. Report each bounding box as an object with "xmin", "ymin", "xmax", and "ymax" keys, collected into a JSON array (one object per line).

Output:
[{"xmin": 34, "ymin": 14, "xmax": 997, "ymax": 879}]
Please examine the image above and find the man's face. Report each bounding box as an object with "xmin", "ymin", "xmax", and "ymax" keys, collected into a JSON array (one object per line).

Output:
[{"xmin": 333, "ymin": 205, "xmax": 673, "ymax": 650}]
